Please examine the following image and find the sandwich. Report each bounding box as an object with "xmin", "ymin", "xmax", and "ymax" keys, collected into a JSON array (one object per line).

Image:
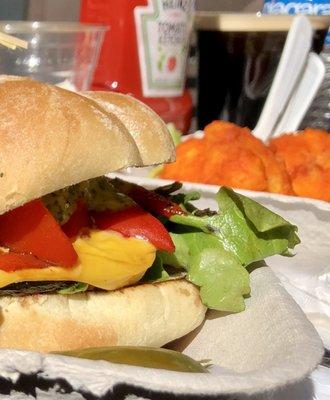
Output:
[{"xmin": 0, "ymin": 76, "xmax": 299, "ymax": 353}]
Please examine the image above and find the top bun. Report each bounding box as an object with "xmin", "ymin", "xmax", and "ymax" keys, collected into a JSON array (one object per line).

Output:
[
  {"xmin": 82, "ymin": 91, "xmax": 175, "ymax": 165},
  {"xmin": 0, "ymin": 77, "xmax": 175, "ymax": 215}
]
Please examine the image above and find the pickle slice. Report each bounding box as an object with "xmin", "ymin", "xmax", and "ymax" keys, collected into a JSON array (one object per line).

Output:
[{"xmin": 53, "ymin": 346, "xmax": 208, "ymax": 373}]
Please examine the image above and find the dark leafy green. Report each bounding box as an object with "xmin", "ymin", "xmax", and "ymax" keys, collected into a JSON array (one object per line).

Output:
[
  {"xmin": 142, "ymin": 254, "xmax": 169, "ymax": 282},
  {"xmin": 0, "ymin": 281, "xmax": 73, "ymax": 296}
]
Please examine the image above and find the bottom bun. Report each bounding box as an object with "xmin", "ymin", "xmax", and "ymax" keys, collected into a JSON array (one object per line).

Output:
[{"xmin": 0, "ymin": 279, "xmax": 206, "ymax": 352}]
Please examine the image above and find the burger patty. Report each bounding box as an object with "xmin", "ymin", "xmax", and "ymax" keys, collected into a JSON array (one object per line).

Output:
[{"xmin": 0, "ymin": 281, "xmax": 85, "ymax": 296}]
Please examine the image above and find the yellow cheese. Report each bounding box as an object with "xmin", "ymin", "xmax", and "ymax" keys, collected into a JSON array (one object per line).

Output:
[{"xmin": 0, "ymin": 230, "xmax": 156, "ymax": 291}]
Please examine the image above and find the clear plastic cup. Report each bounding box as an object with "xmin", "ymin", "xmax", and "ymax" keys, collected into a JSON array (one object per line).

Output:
[{"xmin": 0, "ymin": 22, "xmax": 108, "ymax": 91}]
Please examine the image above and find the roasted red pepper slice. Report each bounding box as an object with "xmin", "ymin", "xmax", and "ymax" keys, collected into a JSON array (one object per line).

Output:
[
  {"xmin": 0, "ymin": 251, "xmax": 49, "ymax": 272},
  {"xmin": 92, "ymin": 205, "xmax": 175, "ymax": 252},
  {"xmin": 62, "ymin": 200, "xmax": 90, "ymax": 239},
  {"xmin": 0, "ymin": 200, "xmax": 78, "ymax": 267},
  {"xmin": 111, "ymin": 178, "xmax": 186, "ymax": 218}
]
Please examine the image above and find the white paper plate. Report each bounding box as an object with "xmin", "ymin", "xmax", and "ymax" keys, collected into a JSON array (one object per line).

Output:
[{"xmin": 0, "ymin": 177, "xmax": 325, "ymax": 399}]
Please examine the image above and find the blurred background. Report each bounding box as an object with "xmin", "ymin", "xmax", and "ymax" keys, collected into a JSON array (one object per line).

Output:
[
  {"xmin": 0, "ymin": 0, "xmax": 264, "ymax": 20},
  {"xmin": 1, "ymin": 0, "xmax": 329, "ymax": 131},
  {"xmin": 0, "ymin": 0, "xmax": 268, "ymax": 132}
]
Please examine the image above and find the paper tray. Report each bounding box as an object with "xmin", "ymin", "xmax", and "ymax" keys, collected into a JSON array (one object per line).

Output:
[
  {"xmin": 0, "ymin": 267, "xmax": 323, "ymax": 398},
  {"xmin": 0, "ymin": 179, "xmax": 324, "ymax": 399}
]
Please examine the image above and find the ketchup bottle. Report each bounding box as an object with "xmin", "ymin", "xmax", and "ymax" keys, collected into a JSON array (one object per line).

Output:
[{"xmin": 80, "ymin": 0, "xmax": 194, "ymax": 132}]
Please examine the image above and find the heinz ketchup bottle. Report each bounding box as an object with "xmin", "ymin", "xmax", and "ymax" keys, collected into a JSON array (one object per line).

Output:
[{"xmin": 80, "ymin": 0, "xmax": 194, "ymax": 132}]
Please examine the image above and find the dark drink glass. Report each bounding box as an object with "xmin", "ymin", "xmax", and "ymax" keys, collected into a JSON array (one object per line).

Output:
[{"xmin": 195, "ymin": 13, "xmax": 330, "ymax": 130}]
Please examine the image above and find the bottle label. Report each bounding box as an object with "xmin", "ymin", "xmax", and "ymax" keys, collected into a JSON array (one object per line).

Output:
[
  {"xmin": 134, "ymin": 0, "xmax": 194, "ymax": 97},
  {"xmin": 263, "ymin": 0, "xmax": 330, "ymax": 15}
]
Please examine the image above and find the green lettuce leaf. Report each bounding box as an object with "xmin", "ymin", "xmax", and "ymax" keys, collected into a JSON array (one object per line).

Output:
[
  {"xmin": 167, "ymin": 123, "xmax": 182, "ymax": 146},
  {"xmin": 160, "ymin": 232, "xmax": 250, "ymax": 312},
  {"xmin": 160, "ymin": 187, "xmax": 300, "ymax": 312},
  {"xmin": 149, "ymin": 124, "xmax": 182, "ymax": 178},
  {"xmin": 57, "ymin": 282, "xmax": 89, "ymax": 295},
  {"xmin": 170, "ymin": 187, "xmax": 300, "ymax": 266}
]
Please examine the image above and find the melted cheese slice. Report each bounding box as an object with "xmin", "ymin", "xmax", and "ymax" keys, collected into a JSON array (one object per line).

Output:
[{"xmin": 0, "ymin": 231, "xmax": 157, "ymax": 291}]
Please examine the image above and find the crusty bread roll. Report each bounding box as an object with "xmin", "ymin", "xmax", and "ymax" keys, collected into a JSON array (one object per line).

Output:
[
  {"xmin": 0, "ymin": 77, "xmax": 175, "ymax": 215},
  {"xmin": 82, "ymin": 91, "xmax": 175, "ymax": 165},
  {"xmin": 0, "ymin": 77, "xmax": 204, "ymax": 353},
  {"xmin": 0, "ymin": 280, "xmax": 206, "ymax": 352}
]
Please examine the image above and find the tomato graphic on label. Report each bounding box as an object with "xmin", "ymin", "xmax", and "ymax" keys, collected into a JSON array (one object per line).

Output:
[{"xmin": 167, "ymin": 56, "xmax": 177, "ymax": 72}]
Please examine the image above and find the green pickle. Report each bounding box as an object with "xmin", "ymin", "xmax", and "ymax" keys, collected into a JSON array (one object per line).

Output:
[{"xmin": 53, "ymin": 346, "xmax": 208, "ymax": 373}]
